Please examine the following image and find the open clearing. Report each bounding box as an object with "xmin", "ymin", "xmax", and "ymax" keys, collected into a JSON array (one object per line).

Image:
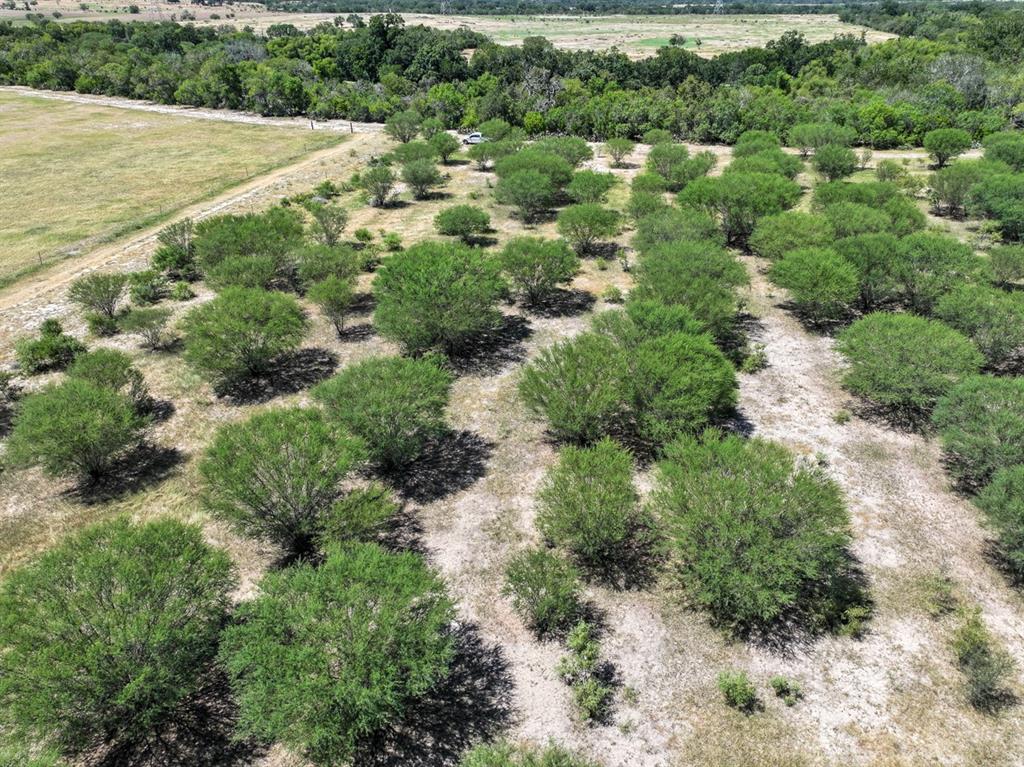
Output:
[
  {"xmin": 0, "ymin": 90, "xmax": 342, "ymax": 287},
  {"xmin": 0, "ymin": 3, "xmax": 894, "ymax": 58},
  {"xmin": 1, "ymin": 92, "xmax": 1022, "ymax": 767}
]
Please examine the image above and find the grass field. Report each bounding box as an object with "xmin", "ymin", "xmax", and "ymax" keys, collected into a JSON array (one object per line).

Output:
[
  {"xmin": 0, "ymin": 91, "xmax": 342, "ymax": 287},
  {"xmin": 0, "ymin": 3, "xmax": 894, "ymax": 58}
]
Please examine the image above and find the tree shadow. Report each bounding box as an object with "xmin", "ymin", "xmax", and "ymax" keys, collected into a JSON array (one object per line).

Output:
[
  {"xmin": 70, "ymin": 443, "xmax": 185, "ymax": 506},
  {"xmin": 386, "ymin": 429, "xmax": 494, "ymax": 504},
  {"xmin": 337, "ymin": 322, "xmax": 376, "ymax": 343},
  {"xmin": 849, "ymin": 399, "xmax": 932, "ymax": 434},
  {"xmin": 143, "ymin": 398, "xmax": 176, "ymax": 424},
  {"xmin": 526, "ymin": 288, "xmax": 596, "ymax": 318},
  {"xmin": 217, "ymin": 348, "xmax": 337, "ymax": 405},
  {"xmin": 350, "ymin": 291, "xmax": 377, "ymax": 315},
  {"xmin": 376, "ymin": 505, "xmax": 428, "ymax": 555},
  {"xmin": 775, "ymin": 300, "xmax": 854, "ymax": 335},
  {"xmin": 447, "ymin": 315, "xmax": 532, "ymax": 376},
  {"xmin": 353, "ymin": 623, "xmax": 516, "ymax": 767},
  {"xmin": 92, "ymin": 672, "xmax": 266, "ymax": 767},
  {"xmin": 464, "ymin": 234, "xmax": 499, "ymax": 248},
  {"xmin": 0, "ymin": 403, "xmax": 14, "ymax": 439},
  {"xmin": 585, "ymin": 241, "xmax": 624, "ymax": 261}
]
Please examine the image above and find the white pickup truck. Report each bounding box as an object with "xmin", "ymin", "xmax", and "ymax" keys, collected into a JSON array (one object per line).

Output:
[{"xmin": 462, "ymin": 131, "xmax": 487, "ymax": 145}]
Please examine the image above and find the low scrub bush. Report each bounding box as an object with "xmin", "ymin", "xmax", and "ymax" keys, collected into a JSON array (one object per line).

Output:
[
  {"xmin": 499, "ymin": 236, "xmax": 579, "ymax": 304},
  {"xmin": 983, "ymin": 131, "xmax": 1024, "ymax": 172},
  {"xmin": 294, "ymin": 244, "xmax": 361, "ymax": 290},
  {"xmin": 935, "ymin": 285, "xmax": 1024, "ymax": 371},
  {"xmin": 652, "ymin": 430, "xmax": 854, "ymax": 632},
  {"xmin": 362, "ymin": 165, "xmax": 397, "ymax": 207},
  {"xmin": 127, "ymin": 269, "xmax": 166, "ymax": 305},
  {"xmin": 923, "ymin": 128, "xmax": 972, "ymax": 168},
  {"xmin": 556, "ymin": 621, "xmax": 613, "ymax": 723},
  {"xmin": 494, "ymin": 169, "xmax": 555, "ymax": 221},
  {"xmin": 812, "ymin": 144, "xmax": 857, "ymax": 181},
  {"xmin": 976, "ymin": 466, "xmax": 1024, "ymax": 578},
  {"xmin": 748, "ymin": 211, "xmax": 834, "ymax": 261},
  {"xmin": 679, "ymin": 172, "xmax": 801, "ymax": 246},
  {"xmin": 632, "ymin": 208, "xmax": 723, "ymax": 254},
  {"xmin": 0, "ymin": 518, "xmax": 234, "ymax": 755},
  {"xmin": 193, "ymin": 208, "xmax": 303, "ymax": 275},
  {"xmin": 220, "ymin": 543, "xmax": 454, "ymax": 766},
  {"xmin": 503, "ymin": 547, "xmax": 582, "ymax": 637},
  {"xmin": 770, "ymin": 676, "xmax": 802, "ymax": 706},
  {"xmin": 313, "ymin": 356, "xmax": 452, "ymax": 470},
  {"xmin": 990, "ymin": 244, "xmax": 1024, "ymax": 286},
  {"xmin": 604, "ymin": 137, "xmax": 635, "ymax": 167},
  {"xmin": 823, "ymin": 202, "xmax": 891, "ymax": 239},
  {"xmin": 770, "ymin": 248, "xmax": 859, "ymax": 324},
  {"xmin": 205, "ymin": 253, "xmax": 280, "ymax": 291},
  {"xmin": 307, "ymin": 276, "xmax": 355, "ymax": 337},
  {"xmin": 567, "ymin": 170, "xmax": 616, "ymax": 204},
  {"xmin": 15, "ymin": 319, "xmax": 85, "ymax": 374},
  {"xmin": 460, "ymin": 742, "xmax": 599, "ymax": 767},
  {"xmin": 319, "ymin": 483, "xmax": 399, "ymax": 546},
  {"xmin": 401, "ymin": 158, "xmax": 444, "ymax": 200},
  {"xmin": 952, "ymin": 608, "xmax": 1015, "ymax": 711},
  {"xmin": 834, "ymin": 233, "xmax": 902, "ymax": 311},
  {"xmin": 67, "ymin": 348, "xmax": 148, "ymax": 411},
  {"xmin": 837, "ymin": 313, "xmax": 983, "ymax": 425},
  {"xmin": 118, "ymin": 306, "xmax": 172, "ymax": 349},
  {"xmin": 434, "ymin": 205, "xmax": 491, "ymax": 242},
  {"xmin": 895, "ymin": 232, "xmax": 987, "ymax": 315},
  {"xmin": 717, "ymin": 670, "xmax": 758, "ymax": 712},
  {"xmin": 556, "ymin": 204, "xmax": 620, "ymax": 255}
]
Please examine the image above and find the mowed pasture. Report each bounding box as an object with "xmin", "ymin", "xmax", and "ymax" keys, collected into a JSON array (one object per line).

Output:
[
  {"xmin": 0, "ymin": 91, "xmax": 342, "ymax": 287},
  {"xmin": 0, "ymin": 2, "xmax": 895, "ymax": 58}
]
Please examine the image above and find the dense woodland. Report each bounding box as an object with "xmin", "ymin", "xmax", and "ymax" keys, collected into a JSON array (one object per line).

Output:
[{"xmin": 2, "ymin": 3, "xmax": 1024, "ymax": 143}]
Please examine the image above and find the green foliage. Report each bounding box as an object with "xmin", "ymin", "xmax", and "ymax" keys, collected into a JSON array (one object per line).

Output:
[
  {"xmin": 646, "ymin": 144, "xmax": 715, "ymax": 191},
  {"xmin": 313, "ymin": 355, "xmax": 452, "ymax": 470},
  {"xmin": 812, "ymin": 144, "xmax": 858, "ymax": 181},
  {"xmin": 220, "ymin": 543, "xmax": 454, "ymax": 766},
  {"xmin": 930, "ymin": 160, "xmax": 988, "ymax": 217},
  {"xmin": 604, "ymin": 137, "xmax": 635, "ymax": 167},
  {"xmin": 748, "ymin": 211, "xmax": 834, "ymax": 261},
  {"xmin": 294, "ymin": 244, "xmax": 361, "ymax": 290},
  {"xmin": 567, "ymin": 170, "xmax": 616, "ymax": 204},
  {"xmin": 770, "ymin": 248, "xmax": 859, "ymax": 324},
  {"xmin": 632, "ymin": 240, "xmax": 748, "ymax": 344},
  {"xmin": 935, "ymin": 284, "xmax": 1024, "ymax": 370},
  {"xmin": 127, "ymin": 269, "xmax": 166, "ymax": 305},
  {"xmin": 68, "ymin": 272, "xmax": 127, "ymax": 324},
  {"xmin": 434, "ymin": 204, "xmax": 492, "ymax": 242},
  {"xmin": 834, "ymin": 233, "xmax": 902, "ymax": 310},
  {"xmin": 626, "ymin": 190, "xmax": 669, "ymax": 222},
  {"xmin": 632, "ymin": 208, "xmax": 723, "ymax": 254},
  {"xmin": 923, "ymin": 128, "xmax": 972, "ymax": 167},
  {"xmin": 170, "ymin": 280, "xmax": 195, "ymax": 300},
  {"xmin": 969, "ymin": 171, "xmax": 1024, "ymax": 241},
  {"xmin": 556, "ymin": 204, "xmax": 620, "ymax": 254},
  {"xmin": 631, "ymin": 171, "xmax": 668, "ymax": 194},
  {"xmin": 180, "ymin": 287, "xmax": 308, "ymax": 386},
  {"xmin": 643, "ymin": 128, "xmax": 673, "ymax": 146},
  {"xmin": 990, "ymin": 244, "xmax": 1024, "ymax": 285},
  {"xmin": 384, "ymin": 108, "xmax": 422, "ymax": 142},
  {"xmin": 788, "ymin": 122, "xmax": 856, "ymax": 157},
  {"xmin": 769, "ymin": 676, "xmax": 802, "ymax": 706},
  {"xmin": 983, "ymin": 131, "xmax": 1024, "ymax": 172},
  {"xmin": 503, "ymin": 548, "xmax": 582, "ymax": 637},
  {"xmin": 401, "ymin": 158, "xmax": 444, "ymax": 199},
  {"xmin": 726, "ymin": 148, "xmax": 801, "ymax": 179},
  {"xmin": 591, "ymin": 299, "xmax": 705, "ymax": 349},
  {"xmin": 205, "ymin": 253, "xmax": 280, "ymax": 291},
  {"xmin": 679, "ymin": 172, "xmax": 801, "ymax": 245},
  {"xmin": 374, "ymin": 241, "xmax": 505, "ymax": 355},
  {"xmin": 653, "ymin": 430, "xmax": 853, "ymax": 632},
  {"xmin": 976, "ymin": 465, "xmax": 1024, "ymax": 578},
  {"xmin": 429, "ymin": 131, "xmax": 462, "ymax": 163},
  {"xmin": 6, "ymin": 378, "xmax": 147, "ymax": 481},
  {"xmin": 823, "ymin": 202, "xmax": 890, "ymax": 239},
  {"xmin": 537, "ymin": 438, "xmax": 652, "ymax": 576},
  {"xmin": 951, "ymin": 608, "xmax": 1015, "ymax": 711},
  {"xmin": 813, "ymin": 180, "xmax": 900, "ymax": 210},
  {"xmin": 118, "ymin": 306, "xmax": 173, "ymax": 350},
  {"xmin": 152, "ymin": 218, "xmax": 196, "ymax": 280},
  {"xmin": 556, "ymin": 621, "xmax": 613, "ymax": 723},
  {"xmin": 319, "ymin": 483, "xmax": 399, "ymax": 547},
  {"xmin": 837, "ymin": 313, "xmax": 983, "ymax": 425},
  {"xmin": 499, "ymin": 236, "xmax": 579, "ymax": 303},
  {"xmin": 733, "ymin": 130, "xmax": 781, "ymax": 158},
  {"xmin": 895, "ymin": 232, "xmax": 987, "ymax": 315},
  {"xmin": 495, "ymin": 149, "xmax": 574, "ymax": 189},
  {"xmin": 881, "ymin": 194, "xmax": 927, "ymax": 236},
  {"xmin": 67, "ymin": 348, "xmax": 148, "ymax": 410},
  {"xmin": 494, "ymin": 169, "xmax": 555, "ymax": 221},
  {"xmin": 199, "ymin": 407, "xmax": 366, "ymax": 553},
  {"xmin": 460, "ymin": 742, "xmax": 599, "ymax": 767},
  {"xmin": 305, "ymin": 202, "xmax": 349, "ymax": 247},
  {"xmin": 0, "ymin": 518, "xmax": 234, "ymax": 755},
  {"xmin": 15, "ymin": 319, "xmax": 85, "ymax": 374},
  {"xmin": 308, "ymin": 275, "xmax": 355, "ymax": 336},
  {"xmin": 717, "ymin": 670, "xmax": 758, "ymax": 712},
  {"xmin": 362, "ymin": 164, "xmax": 398, "ymax": 207},
  {"xmin": 389, "ymin": 140, "xmax": 438, "ymax": 166},
  {"xmin": 532, "ymin": 136, "xmax": 593, "ymax": 168},
  {"xmin": 932, "ymin": 375, "xmax": 1024, "ymax": 490},
  {"xmin": 193, "ymin": 208, "xmax": 304, "ymax": 275}
]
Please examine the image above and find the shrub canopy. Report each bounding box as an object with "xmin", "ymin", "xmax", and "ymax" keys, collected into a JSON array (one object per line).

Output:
[
  {"xmin": 679, "ymin": 172, "xmax": 801, "ymax": 245},
  {"xmin": 499, "ymin": 236, "xmax": 579, "ymax": 303},
  {"xmin": 748, "ymin": 211, "xmax": 834, "ymax": 261},
  {"xmin": 769, "ymin": 248, "xmax": 859, "ymax": 324}
]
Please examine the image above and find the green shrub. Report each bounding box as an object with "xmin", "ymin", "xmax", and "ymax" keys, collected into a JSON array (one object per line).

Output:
[
  {"xmin": 990, "ymin": 244, "xmax": 1024, "ymax": 286},
  {"xmin": 726, "ymin": 149, "xmax": 802, "ymax": 179},
  {"xmin": 193, "ymin": 208, "xmax": 304, "ymax": 274},
  {"xmin": 67, "ymin": 348, "xmax": 148, "ymax": 410},
  {"xmin": 626, "ymin": 190, "xmax": 668, "ymax": 222},
  {"xmin": 401, "ymin": 158, "xmax": 444, "ymax": 200},
  {"xmin": 748, "ymin": 211, "xmax": 834, "ymax": 261},
  {"xmin": 632, "ymin": 240, "xmax": 748, "ymax": 343},
  {"xmin": 951, "ymin": 608, "xmax": 1015, "ymax": 711},
  {"xmin": 294, "ymin": 244, "xmax": 361, "ymax": 290},
  {"xmin": 632, "ymin": 208, "xmax": 723, "ymax": 254},
  {"xmin": 127, "ymin": 269, "xmax": 166, "ymax": 305},
  {"xmin": 631, "ymin": 171, "xmax": 668, "ymax": 194},
  {"xmin": 429, "ymin": 131, "xmax": 462, "ymax": 163},
  {"xmin": 976, "ymin": 465, "xmax": 1024, "ymax": 577},
  {"xmin": 118, "ymin": 306, "xmax": 173, "ymax": 349},
  {"xmin": 930, "ymin": 160, "xmax": 987, "ymax": 217},
  {"xmin": 788, "ymin": 122, "xmax": 855, "ymax": 157},
  {"xmin": 967, "ymin": 172, "xmax": 1024, "ymax": 241},
  {"xmin": 313, "ymin": 356, "xmax": 452, "ymax": 470},
  {"xmin": 834, "ymin": 233, "xmax": 902, "ymax": 311},
  {"xmin": 679, "ymin": 172, "xmax": 801, "ymax": 246},
  {"xmin": 318, "ymin": 483, "xmax": 399, "ymax": 546},
  {"xmin": 643, "ymin": 128, "xmax": 673, "ymax": 145},
  {"xmin": 537, "ymin": 438, "xmax": 651, "ymax": 575},
  {"xmin": 653, "ymin": 430, "xmax": 853, "ymax": 632},
  {"xmin": 170, "ymin": 280, "xmax": 194, "ymax": 300},
  {"xmin": 895, "ymin": 232, "xmax": 987, "ymax": 315},
  {"xmin": 717, "ymin": 670, "xmax": 758, "ymax": 712},
  {"xmin": 923, "ymin": 128, "xmax": 972, "ymax": 168},
  {"xmin": 935, "ymin": 285, "xmax": 1024, "ymax": 370},
  {"xmin": 769, "ymin": 248, "xmax": 859, "ymax": 324},
  {"xmin": 881, "ymin": 194, "xmax": 927, "ymax": 236},
  {"xmin": 389, "ymin": 140, "xmax": 437, "ymax": 166},
  {"xmin": 601, "ymin": 285, "xmax": 624, "ymax": 304},
  {"xmin": 556, "ymin": 621, "xmax": 612, "ymax": 723},
  {"xmin": 837, "ymin": 313, "xmax": 983, "ymax": 425},
  {"xmin": 503, "ymin": 547, "xmax": 582, "ymax": 637},
  {"xmin": 0, "ymin": 518, "xmax": 234, "ymax": 755},
  {"xmin": 199, "ymin": 407, "xmax": 366, "ymax": 553},
  {"xmin": 604, "ymin": 137, "xmax": 635, "ymax": 167},
  {"xmin": 875, "ymin": 159, "xmax": 907, "ymax": 182},
  {"xmin": 151, "ymin": 218, "xmax": 196, "ymax": 280},
  {"xmin": 769, "ymin": 676, "xmax": 802, "ymax": 706},
  {"xmin": 6, "ymin": 379, "xmax": 148, "ymax": 481},
  {"xmin": 460, "ymin": 742, "xmax": 599, "ymax": 767},
  {"xmin": 932, "ymin": 375, "xmax": 1024, "ymax": 490},
  {"xmin": 556, "ymin": 204, "xmax": 620, "ymax": 254},
  {"xmin": 567, "ymin": 170, "xmax": 616, "ymax": 204},
  {"xmin": 220, "ymin": 543, "xmax": 454, "ymax": 766},
  {"xmin": 494, "ymin": 169, "xmax": 555, "ymax": 221},
  {"xmin": 181, "ymin": 287, "xmax": 307, "ymax": 386},
  {"xmin": 305, "ymin": 202, "xmax": 349, "ymax": 247},
  {"xmin": 434, "ymin": 204, "xmax": 491, "ymax": 242},
  {"xmin": 308, "ymin": 276, "xmax": 354, "ymax": 336},
  {"xmin": 813, "ymin": 180, "xmax": 900, "ymax": 210},
  {"xmin": 384, "ymin": 108, "xmax": 422, "ymax": 142},
  {"xmin": 362, "ymin": 164, "xmax": 397, "ymax": 207},
  {"xmin": 205, "ymin": 253, "xmax": 279, "ymax": 291},
  {"xmin": 15, "ymin": 319, "xmax": 85, "ymax": 374},
  {"xmin": 823, "ymin": 202, "xmax": 891, "ymax": 239},
  {"xmin": 983, "ymin": 131, "xmax": 1024, "ymax": 172},
  {"xmin": 499, "ymin": 236, "xmax": 579, "ymax": 304},
  {"xmin": 494, "ymin": 149, "xmax": 573, "ymax": 189},
  {"xmin": 373, "ymin": 242, "xmax": 504, "ymax": 355},
  {"xmin": 646, "ymin": 143, "xmax": 690, "ymax": 177},
  {"xmin": 68, "ymin": 272, "xmax": 127, "ymax": 327},
  {"xmin": 812, "ymin": 144, "xmax": 858, "ymax": 181},
  {"xmin": 591, "ymin": 299, "xmax": 705, "ymax": 349},
  {"xmin": 532, "ymin": 136, "xmax": 593, "ymax": 168}
]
